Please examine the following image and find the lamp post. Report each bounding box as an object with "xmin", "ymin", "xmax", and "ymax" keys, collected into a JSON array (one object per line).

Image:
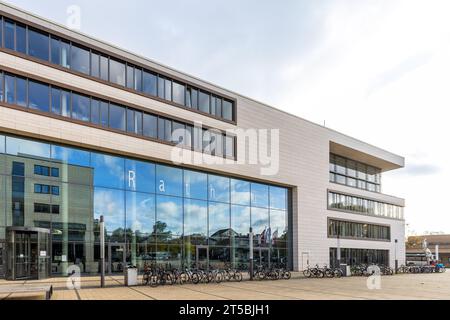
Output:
[
  {"xmin": 100, "ymin": 215, "xmax": 105, "ymax": 288},
  {"xmin": 336, "ymin": 223, "xmax": 341, "ymax": 268},
  {"xmin": 394, "ymin": 239, "xmax": 398, "ymax": 273},
  {"xmin": 249, "ymin": 227, "xmax": 254, "ymax": 281}
]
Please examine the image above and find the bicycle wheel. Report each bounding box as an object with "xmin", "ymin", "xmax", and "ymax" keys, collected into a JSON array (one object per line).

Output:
[
  {"xmin": 215, "ymin": 272, "xmax": 223, "ymax": 283},
  {"xmin": 191, "ymin": 273, "xmax": 200, "ymax": 284},
  {"xmin": 142, "ymin": 273, "xmax": 150, "ymax": 285},
  {"xmin": 303, "ymin": 269, "xmax": 312, "ymax": 278},
  {"xmin": 283, "ymin": 271, "xmax": 291, "ymax": 280},
  {"xmin": 149, "ymin": 275, "xmax": 159, "ymax": 287},
  {"xmin": 179, "ymin": 272, "xmax": 189, "ymax": 284},
  {"xmin": 234, "ymin": 272, "xmax": 243, "ymax": 282}
]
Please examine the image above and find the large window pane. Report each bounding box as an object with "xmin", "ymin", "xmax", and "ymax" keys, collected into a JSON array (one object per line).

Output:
[
  {"xmin": 51, "ymin": 145, "xmax": 90, "ymax": 167},
  {"xmin": 252, "ymin": 207, "xmax": 269, "ymax": 244},
  {"xmin": 126, "ymin": 65, "xmax": 134, "ymax": 89},
  {"xmin": 185, "ymin": 87, "xmax": 198, "ymax": 109},
  {"xmin": 16, "ymin": 23, "xmax": 26, "ymax": 54},
  {"xmin": 125, "ymin": 159, "xmax": 155, "ymax": 193},
  {"xmin": 225, "ymin": 136, "xmax": 235, "ymax": 158},
  {"xmin": 91, "ymin": 152, "xmax": 125, "ymax": 189},
  {"xmin": 94, "ymin": 188, "xmax": 125, "ymax": 238},
  {"xmin": 100, "ymin": 55, "xmax": 109, "ymax": 81},
  {"xmin": 71, "ymin": 44, "xmax": 90, "ymax": 75},
  {"xmin": 143, "ymin": 71, "xmax": 157, "ymax": 96},
  {"xmin": 91, "ymin": 52, "xmax": 100, "ymax": 78},
  {"xmin": 16, "ymin": 77, "xmax": 27, "ymax": 107},
  {"xmin": 4, "ymin": 20, "xmax": 14, "ymax": 50},
  {"xmin": 28, "ymin": 80, "xmax": 50, "ymax": 112},
  {"xmin": 172, "ymin": 81, "xmax": 185, "ymax": 105},
  {"xmin": 126, "ymin": 192, "xmax": 155, "ymax": 235},
  {"xmin": 51, "ymin": 87, "xmax": 61, "ymax": 116},
  {"xmin": 71, "ymin": 93, "xmax": 90, "ymax": 122},
  {"xmin": 6, "ymin": 136, "xmax": 51, "ymax": 158},
  {"xmin": 90, "ymin": 98, "xmax": 100, "ymax": 124},
  {"xmin": 251, "ymin": 183, "xmax": 269, "ymax": 208},
  {"xmin": 134, "ymin": 68, "xmax": 142, "ymax": 91},
  {"xmin": 109, "ymin": 104, "xmax": 126, "ymax": 131},
  {"xmin": 109, "ymin": 58, "xmax": 125, "ymax": 86},
  {"xmin": 231, "ymin": 205, "xmax": 250, "ymax": 237},
  {"xmin": 165, "ymin": 79, "xmax": 172, "ymax": 101},
  {"xmin": 143, "ymin": 113, "xmax": 157, "ymax": 138},
  {"xmin": 231, "ymin": 179, "xmax": 250, "ymax": 206},
  {"xmin": 5, "ymin": 74, "xmax": 14, "ymax": 104},
  {"xmin": 61, "ymin": 90, "xmax": 71, "ymax": 117},
  {"xmin": 156, "ymin": 195, "xmax": 183, "ymax": 236},
  {"xmin": 28, "ymin": 28, "xmax": 49, "ymax": 61},
  {"xmin": 184, "ymin": 170, "xmax": 207, "ymax": 200},
  {"xmin": 184, "ymin": 199, "xmax": 207, "ymax": 238},
  {"xmin": 100, "ymin": 101, "xmax": 108, "ymax": 127},
  {"xmin": 198, "ymin": 91, "xmax": 210, "ymax": 113},
  {"xmin": 270, "ymin": 209, "xmax": 287, "ymax": 241},
  {"xmin": 222, "ymin": 100, "xmax": 233, "ymax": 121},
  {"xmin": 156, "ymin": 165, "xmax": 182, "ymax": 196},
  {"xmin": 209, "ymin": 202, "xmax": 230, "ymax": 240},
  {"xmin": 270, "ymin": 186, "xmax": 287, "ymax": 210},
  {"xmin": 208, "ymin": 175, "xmax": 230, "ymax": 203}
]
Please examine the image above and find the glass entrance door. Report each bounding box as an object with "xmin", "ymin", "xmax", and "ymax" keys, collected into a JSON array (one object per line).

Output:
[
  {"xmin": 14, "ymin": 232, "xmax": 38, "ymax": 280},
  {"xmin": 107, "ymin": 243, "xmax": 125, "ymax": 274},
  {"xmin": 196, "ymin": 246, "xmax": 209, "ymax": 269}
]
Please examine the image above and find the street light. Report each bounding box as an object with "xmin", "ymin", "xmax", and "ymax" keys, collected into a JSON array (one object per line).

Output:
[
  {"xmin": 394, "ymin": 239, "xmax": 398, "ymax": 273},
  {"xmin": 100, "ymin": 215, "xmax": 105, "ymax": 288},
  {"xmin": 336, "ymin": 222, "xmax": 341, "ymax": 268},
  {"xmin": 249, "ymin": 227, "xmax": 254, "ymax": 281}
]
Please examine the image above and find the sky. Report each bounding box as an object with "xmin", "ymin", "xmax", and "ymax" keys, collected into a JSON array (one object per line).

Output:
[{"xmin": 5, "ymin": 0, "xmax": 450, "ymax": 235}]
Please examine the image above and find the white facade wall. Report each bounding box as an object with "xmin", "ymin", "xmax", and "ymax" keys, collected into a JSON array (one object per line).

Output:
[{"xmin": 0, "ymin": 3, "xmax": 406, "ymax": 271}]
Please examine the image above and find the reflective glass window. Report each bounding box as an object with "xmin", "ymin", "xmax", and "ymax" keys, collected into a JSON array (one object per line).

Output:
[
  {"xmin": 28, "ymin": 28, "xmax": 49, "ymax": 61},
  {"xmin": 71, "ymin": 93, "xmax": 90, "ymax": 122},
  {"xmin": 28, "ymin": 80, "xmax": 49, "ymax": 112},
  {"xmin": 231, "ymin": 179, "xmax": 250, "ymax": 206},
  {"xmin": 90, "ymin": 98, "xmax": 100, "ymax": 124},
  {"xmin": 51, "ymin": 145, "xmax": 90, "ymax": 167},
  {"xmin": 164, "ymin": 119, "xmax": 172, "ymax": 142},
  {"xmin": 94, "ymin": 188, "xmax": 125, "ymax": 237},
  {"xmin": 5, "ymin": 74, "xmax": 14, "ymax": 104},
  {"xmin": 209, "ymin": 202, "xmax": 230, "ymax": 238},
  {"xmin": 50, "ymin": 37, "xmax": 61, "ymax": 65},
  {"xmin": 172, "ymin": 121, "xmax": 185, "ymax": 144},
  {"xmin": 109, "ymin": 58, "xmax": 125, "ymax": 86},
  {"xmin": 126, "ymin": 65, "xmax": 134, "ymax": 89},
  {"xmin": 231, "ymin": 205, "xmax": 250, "ymax": 237},
  {"xmin": 198, "ymin": 91, "xmax": 210, "ymax": 113},
  {"xmin": 156, "ymin": 195, "xmax": 183, "ymax": 236},
  {"xmin": 126, "ymin": 191, "xmax": 155, "ymax": 235},
  {"xmin": 251, "ymin": 207, "xmax": 269, "ymax": 241},
  {"xmin": 185, "ymin": 87, "xmax": 198, "ymax": 109},
  {"xmin": 60, "ymin": 40, "xmax": 70, "ymax": 68},
  {"xmin": 16, "ymin": 77, "xmax": 27, "ymax": 107},
  {"xmin": 90, "ymin": 52, "xmax": 100, "ymax": 78},
  {"xmin": 208, "ymin": 175, "xmax": 230, "ymax": 203},
  {"xmin": 125, "ymin": 159, "xmax": 155, "ymax": 193},
  {"xmin": 91, "ymin": 152, "xmax": 125, "ymax": 189},
  {"xmin": 0, "ymin": 73, "xmax": 3, "ymax": 102},
  {"xmin": 156, "ymin": 165, "xmax": 182, "ymax": 197},
  {"xmin": 172, "ymin": 81, "xmax": 185, "ymax": 105},
  {"xmin": 16, "ymin": 23, "xmax": 26, "ymax": 54},
  {"xmin": 251, "ymin": 183, "xmax": 269, "ymax": 208},
  {"xmin": 71, "ymin": 44, "xmax": 90, "ymax": 75},
  {"xmin": 100, "ymin": 55, "xmax": 109, "ymax": 81},
  {"xmin": 100, "ymin": 101, "xmax": 108, "ymax": 127},
  {"xmin": 225, "ymin": 136, "xmax": 235, "ymax": 158},
  {"xmin": 134, "ymin": 68, "xmax": 142, "ymax": 91},
  {"xmin": 222, "ymin": 100, "xmax": 233, "ymax": 121},
  {"xmin": 61, "ymin": 90, "xmax": 71, "ymax": 117},
  {"xmin": 4, "ymin": 20, "xmax": 14, "ymax": 50},
  {"xmin": 158, "ymin": 76, "xmax": 165, "ymax": 99},
  {"xmin": 165, "ymin": 79, "xmax": 172, "ymax": 101},
  {"xmin": 184, "ymin": 199, "xmax": 207, "ymax": 237},
  {"xmin": 0, "ymin": 135, "xmax": 4, "ymax": 154},
  {"xmin": 269, "ymin": 186, "xmax": 287, "ymax": 210},
  {"xmin": 143, "ymin": 70, "xmax": 157, "ymax": 96},
  {"xmin": 183, "ymin": 170, "xmax": 207, "ymax": 200},
  {"xmin": 270, "ymin": 210, "xmax": 287, "ymax": 240},
  {"xmin": 6, "ymin": 136, "xmax": 51, "ymax": 158},
  {"xmin": 143, "ymin": 113, "xmax": 157, "ymax": 138},
  {"xmin": 109, "ymin": 104, "xmax": 126, "ymax": 131},
  {"xmin": 51, "ymin": 87, "xmax": 61, "ymax": 115}
]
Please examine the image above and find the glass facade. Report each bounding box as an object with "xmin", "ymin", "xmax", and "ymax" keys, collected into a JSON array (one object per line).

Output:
[
  {"xmin": 0, "ymin": 134, "xmax": 290, "ymax": 275},
  {"xmin": 0, "ymin": 71, "xmax": 236, "ymax": 159},
  {"xmin": 328, "ymin": 191, "xmax": 404, "ymax": 220},
  {"xmin": 329, "ymin": 248, "xmax": 389, "ymax": 267},
  {"xmin": 0, "ymin": 15, "xmax": 235, "ymax": 122},
  {"xmin": 328, "ymin": 219, "xmax": 390, "ymax": 241},
  {"xmin": 329, "ymin": 154, "xmax": 381, "ymax": 193}
]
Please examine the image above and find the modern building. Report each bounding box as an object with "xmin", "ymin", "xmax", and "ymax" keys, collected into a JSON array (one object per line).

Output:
[
  {"xmin": 406, "ymin": 235, "xmax": 450, "ymax": 267},
  {"xmin": 0, "ymin": 2, "xmax": 405, "ymax": 280}
]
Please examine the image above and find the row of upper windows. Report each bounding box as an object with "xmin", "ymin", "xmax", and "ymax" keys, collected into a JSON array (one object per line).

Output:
[
  {"xmin": 34, "ymin": 164, "xmax": 59, "ymax": 177},
  {"xmin": 329, "ymin": 153, "xmax": 381, "ymax": 193},
  {"xmin": 0, "ymin": 16, "xmax": 235, "ymax": 122},
  {"xmin": 0, "ymin": 71, "xmax": 236, "ymax": 159},
  {"xmin": 34, "ymin": 183, "xmax": 59, "ymax": 195},
  {"xmin": 328, "ymin": 219, "xmax": 391, "ymax": 241}
]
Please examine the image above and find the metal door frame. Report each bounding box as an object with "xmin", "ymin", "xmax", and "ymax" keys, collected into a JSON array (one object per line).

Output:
[{"xmin": 107, "ymin": 242, "xmax": 126, "ymax": 274}]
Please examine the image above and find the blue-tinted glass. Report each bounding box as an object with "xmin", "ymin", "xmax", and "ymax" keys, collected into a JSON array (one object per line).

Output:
[
  {"xmin": 100, "ymin": 55, "xmax": 108, "ymax": 81},
  {"xmin": 165, "ymin": 79, "xmax": 172, "ymax": 101},
  {"xmin": 251, "ymin": 183, "xmax": 269, "ymax": 208},
  {"xmin": 5, "ymin": 75, "xmax": 15, "ymax": 104},
  {"xmin": 231, "ymin": 205, "xmax": 250, "ymax": 237},
  {"xmin": 60, "ymin": 40, "xmax": 70, "ymax": 68},
  {"xmin": 71, "ymin": 93, "xmax": 90, "ymax": 122},
  {"xmin": 16, "ymin": 24, "xmax": 26, "ymax": 54},
  {"xmin": 143, "ymin": 113, "xmax": 157, "ymax": 138},
  {"xmin": 91, "ymin": 152, "xmax": 125, "ymax": 189},
  {"xmin": 208, "ymin": 202, "xmax": 230, "ymax": 238},
  {"xmin": 143, "ymin": 71, "xmax": 157, "ymax": 96},
  {"xmin": 126, "ymin": 109, "xmax": 135, "ymax": 134},
  {"xmin": 125, "ymin": 159, "xmax": 155, "ymax": 193},
  {"xmin": 126, "ymin": 191, "xmax": 155, "ymax": 235},
  {"xmin": 184, "ymin": 199, "xmax": 207, "ymax": 237},
  {"xmin": 100, "ymin": 101, "xmax": 108, "ymax": 127},
  {"xmin": 158, "ymin": 76, "xmax": 164, "ymax": 98},
  {"xmin": 16, "ymin": 77, "xmax": 27, "ymax": 107},
  {"xmin": 28, "ymin": 80, "xmax": 49, "ymax": 112},
  {"xmin": 4, "ymin": 20, "xmax": 14, "ymax": 50},
  {"xmin": 6, "ymin": 136, "xmax": 51, "ymax": 158},
  {"xmin": 208, "ymin": 175, "xmax": 230, "ymax": 203},
  {"xmin": 156, "ymin": 195, "xmax": 183, "ymax": 236},
  {"xmin": 164, "ymin": 119, "xmax": 172, "ymax": 141},
  {"xmin": 126, "ymin": 65, "xmax": 133, "ymax": 89},
  {"xmin": 109, "ymin": 58, "xmax": 125, "ymax": 86},
  {"xmin": 199, "ymin": 91, "xmax": 210, "ymax": 113},
  {"xmin": 109, "ymin": 104, "xmax": 125, "ymax": 131},
  {"xmin": 51, "ymin": 145, "xmax": 90, "ymax": 167},
  {"xmin": 157, "ymin": 117, "xmax": 165, "ymax": 140},
  {"xmin": 71, "ymin": 44, "xmax": 90, "ymax": 75},
  {"xmin": 28, "ymin": 28, "xmax": 49, "ymax": 61},
  {"xmin": 230, "ymin": 179, "xmax": 250, "ymax": 205},
  {"xmin": 51, "ymin": 167, "xmax": 59, "ymax": 177},
  {"xmin": 0, "ymin": 73, "xmax": 3, "ymax": 102},
  {"xmin": 270, "ymin": 186, "xmax": 287, "ymax": 210},
  {"xmin": 61, "ymin": 90, "xmax": 70, "ymax": 117},
  {"xmin": 135, "ymin": 111, "xmax": 142, "ymax": 135},
  {"xmin": 52, "ymin": 186, "xmax": 60, "ymax": 195},
  {"xmin": 134, "ymin": 68, "xmax": 142, "ymax": 91},
  {"xmin": 90, "ymin": 99, "xmax": 100, "ymax": 124},
  {"xmin": 172, "ymin": 81, "xmax": 185, "ymax": 105},
  {"xmin": 183, "ymin": 170, "xmax": 207, "ymax": 200},
  {"xmin": 94, "ymin": 187, "xmax": 125, "ymax": 235},
  {"xmin": 51, "ymin": 87, "xmax": 61, "ymax": 115},
  {"xmin": 223, "ymin": 100, "xmax": 233, "ymax": 121},
  {"xmin": 156, "ymin": 165, "xmax": 182, "ymax": 196},
  {"xmin": 270, "ymin": 209, "xmax": 287, "ymax": 240},
  {"xmin": 251, "ymin": 207, "xmax": 269, "ymax": 240},
  {"xmin": 0, "ymin": 135, "xmax": 4, "ymax": 154},
  {"xmin": 90, "ymin": 52, "xmax": 100, "ymax": 78},
  {"xmin": 50, "ymin": 37, "xmax": 61, "ymax": 65}
]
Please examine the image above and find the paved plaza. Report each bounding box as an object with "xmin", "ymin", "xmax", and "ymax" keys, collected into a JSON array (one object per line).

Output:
[{"xmin": 1, "ymin": 272, "xmax": 449, "ymax": 300}]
